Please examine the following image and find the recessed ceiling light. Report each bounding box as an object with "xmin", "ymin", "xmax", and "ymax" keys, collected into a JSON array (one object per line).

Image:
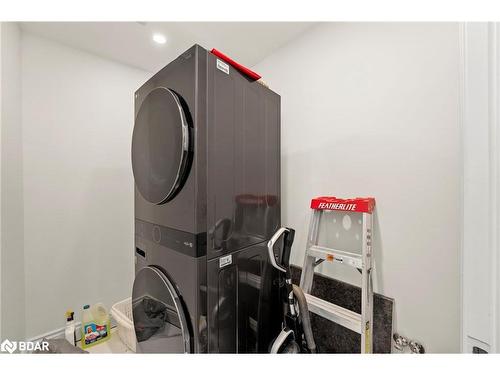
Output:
[{"xmin": 153, "ymin": 33, "xmax": 167, "ymax": 45}]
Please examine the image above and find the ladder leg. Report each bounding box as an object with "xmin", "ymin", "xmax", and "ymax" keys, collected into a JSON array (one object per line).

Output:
[
  {"xmin": 361, "ymin": 212, "xmax": 374, "ymax": 353},
  {"xmin": 369, "ymin": 271, "xmax": 374, "ymax": 352},
  {"xmin": 300, "ymin": 256, "xmax": 316, "ymax": 294},
  {"xmin": 361, "ymin": 268, "xmax": 373, "ymax": 353},
  {"xmin": 300, "ymin": 210, "xmax": 322, "ymax": 294}
]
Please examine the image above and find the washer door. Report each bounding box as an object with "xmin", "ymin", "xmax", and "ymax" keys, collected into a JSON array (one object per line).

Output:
[
  {"xmin": 132, "ymin": 87, "xmax": 192, "ymax": 205},
  {"xmin": 132, "ymin": 266, "xmax": 191, "ymax": 353}
]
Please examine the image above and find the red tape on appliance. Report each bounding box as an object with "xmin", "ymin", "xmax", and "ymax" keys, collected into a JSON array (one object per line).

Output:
[
  {"xmin": 211, "ymin": 48, "xmax": 262, "ymax": 81},
  {"xmin": 311, "ymin": 196, "xmax": 376, "ymax": 214}
]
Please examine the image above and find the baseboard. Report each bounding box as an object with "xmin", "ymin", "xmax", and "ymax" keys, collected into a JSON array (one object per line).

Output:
[
  {"xmin": 27, "ymin": 317, "xmax": 117, "ymax": 343},
  {"xmin": 27, "ymin": 321, "xmax": 83, "ymax": 343}
]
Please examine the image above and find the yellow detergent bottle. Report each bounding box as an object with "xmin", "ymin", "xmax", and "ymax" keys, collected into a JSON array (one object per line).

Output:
[{"xmin": 81, "ymin": 303, "xmax": 111, "ymax": 349}]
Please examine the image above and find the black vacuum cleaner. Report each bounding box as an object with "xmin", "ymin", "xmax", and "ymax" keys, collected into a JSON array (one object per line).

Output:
[{"xmin": 267, "ymin": 227, "xmax": 317, "ymax": 353}]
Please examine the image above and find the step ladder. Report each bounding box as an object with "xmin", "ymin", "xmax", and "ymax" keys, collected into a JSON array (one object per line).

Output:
[{"xmin": 299, "ymin": 196, "xmax": 376, "ymax": 353}]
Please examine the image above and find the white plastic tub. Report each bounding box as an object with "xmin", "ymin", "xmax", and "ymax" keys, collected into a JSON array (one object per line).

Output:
[{"xmin": 111, "ymin": 297, "xmax": 136, "ymax": 352}]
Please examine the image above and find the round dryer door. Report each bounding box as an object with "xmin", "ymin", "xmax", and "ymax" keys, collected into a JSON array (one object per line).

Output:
[
  {"xmin": 132, "ymin": 87, "xmax": 192, "ymax": 205},
  {"xmin": 132, "ymin": 266, "xmax": 191, "ymax": 353}
]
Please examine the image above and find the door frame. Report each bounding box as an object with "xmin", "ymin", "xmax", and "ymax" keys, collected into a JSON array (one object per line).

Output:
[{"xmin": 461, "ymin": 22, "xmax": 500, "ymax": 353}]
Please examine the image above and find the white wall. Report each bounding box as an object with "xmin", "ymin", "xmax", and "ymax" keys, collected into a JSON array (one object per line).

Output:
[
  {"xmin": 0, "ymin": 22, "xmax": 25, "ymax": 341},
  {"xmin": 21, "ymin": 33, "xmax": 150, "ymax": 338},
  {"xmin": 254, "ymin": 23, "xmax": 461, "ymax": 353}
]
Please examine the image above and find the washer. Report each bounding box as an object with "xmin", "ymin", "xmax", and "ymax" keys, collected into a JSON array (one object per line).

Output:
[{"xmin": 131, "ymin": 45, "xmax": 282, "ymax": 353}]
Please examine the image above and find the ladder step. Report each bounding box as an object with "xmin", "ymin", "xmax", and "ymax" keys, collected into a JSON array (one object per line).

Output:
[
  {"xmin": 304, "ymin": 293, "xmax": 362, "ymax": 334},
  {"xmin": 308, "ymin": 245, "xmax": 365, "ymax": 269}
]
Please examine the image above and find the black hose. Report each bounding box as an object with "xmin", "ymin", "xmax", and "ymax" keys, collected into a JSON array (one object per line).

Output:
[{"xmin": 292, "ymin": 284, "xmax": 317, "ymax": 353}]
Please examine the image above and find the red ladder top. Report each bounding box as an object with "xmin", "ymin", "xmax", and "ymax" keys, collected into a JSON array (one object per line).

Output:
[{"xmin": 310, "ymin": 196, "xmax": 376, "ymax": 214}]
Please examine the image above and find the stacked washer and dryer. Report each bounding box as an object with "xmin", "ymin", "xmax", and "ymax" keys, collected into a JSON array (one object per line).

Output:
[{"xmin": 131, "ymin": 45, "xmax": 282, "ymax": 353}]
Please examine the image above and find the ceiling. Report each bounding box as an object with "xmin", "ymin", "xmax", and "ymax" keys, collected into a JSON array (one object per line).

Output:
[{"xmin": 20, "ymin": 22, "xmax": 316, "ymax": 72}]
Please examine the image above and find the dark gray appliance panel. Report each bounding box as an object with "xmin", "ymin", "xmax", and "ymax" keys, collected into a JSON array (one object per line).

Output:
[
  {"xmin": 134, "ymin": 235, "xmax": 208, "ymax": 353},
  {"xmin": 134, "ymin": 46, "xmax": 202, "ymax": 235},
  {"xmin": 132, "ymin": 266, "xmax": 191, "ymax": 353},
  {"xmin": 206, "ymin": 243, "xmax": 281, "ymax": 353},
  {"xmin": 207, "ymin": 56, "xmax": 281, "ymax": 259}
]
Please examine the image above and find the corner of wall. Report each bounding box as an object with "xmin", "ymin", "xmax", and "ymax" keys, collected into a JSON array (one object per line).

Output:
[
  {"xmin": 0, "ymin": 21, "xmax": 26, "ymax": 341},
  {"xmin": 0, "ymin": 21, "xmax": 4, "ymax": 340}
]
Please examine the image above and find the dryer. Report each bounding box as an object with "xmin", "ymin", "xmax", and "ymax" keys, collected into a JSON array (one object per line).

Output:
[{"xmin": 131, "ymin": 45, "xmax": 282, "ymax": 353}]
